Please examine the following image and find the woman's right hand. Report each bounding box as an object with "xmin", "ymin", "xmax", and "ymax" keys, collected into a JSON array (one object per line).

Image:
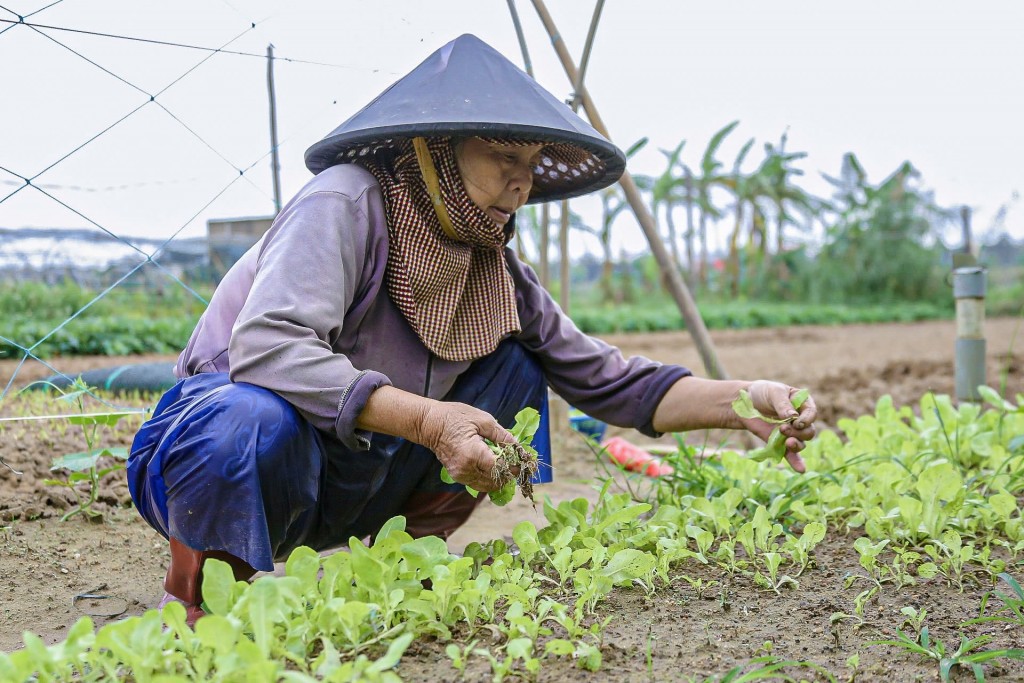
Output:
[{"xmin": 415, "ymin": 401, "xmax": 515, "ymax": 492}]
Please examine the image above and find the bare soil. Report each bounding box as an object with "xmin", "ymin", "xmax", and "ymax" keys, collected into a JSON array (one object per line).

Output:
[{"xmin": 2, "ymin": 318, "xmax": 1023, "ymax": 681}]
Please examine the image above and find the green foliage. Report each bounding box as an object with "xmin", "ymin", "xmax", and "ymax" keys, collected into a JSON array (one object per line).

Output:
[
  {"xmin": 5, "ymin": 388, "xmax": 1024, "ymax": 681},
  {"xmin": 37, "ymin": 377, "xmax": 133, "ymax": 521},
  {"xmin": 809, "ymin": 155, "xmax": 952, "ymax": 305},
  {"xmin": 441, "ymin": 407, "xmax": 541, "ymax": 505},
  {"xmin": 0, "ymin": 281, "xmax": 206, "ymax": 359},
  {"xmin": 963, "ymin": 572, "xmax": 1024, "ymax": 628},
  {"xmin": 1, "ymin": 315, "xmax": 199, "ymax": 358},
  {"xmin": 0, "ymin": 280, "xmax": 208, "ymax": 319},
  {"xmin": 730, "ymin": 388, "xmax": 809, "ymax": 462},
  {"xmin": 568, "ymin": 299, "xmax": 951, "ymax": 336},
  {"xmin": 870, "ymin": 627, "xmax": 1024, "ymax": 682}
]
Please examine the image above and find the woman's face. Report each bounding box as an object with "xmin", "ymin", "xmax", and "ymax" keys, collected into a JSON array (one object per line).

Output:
[{"xmin": 455, "ymin": 138, "xmax": 545, "ymax": 228}]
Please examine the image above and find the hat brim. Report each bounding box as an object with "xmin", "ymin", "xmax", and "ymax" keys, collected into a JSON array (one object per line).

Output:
[
  {"xmin": 306, "ymin": 125, "xmax": 623, "ymax": 204},
  {"xmin": 303, "ymin": 35, "xmax": 626, "ymax": 203}
]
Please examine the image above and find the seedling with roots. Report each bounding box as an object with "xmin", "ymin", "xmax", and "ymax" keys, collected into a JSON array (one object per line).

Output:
[{"xmin": 441, "ymin": 407, "xmax": 541, "ymax": 506}]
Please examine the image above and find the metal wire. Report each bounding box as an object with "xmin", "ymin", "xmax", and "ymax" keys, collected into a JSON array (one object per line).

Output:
[
  {"xmin": 0, "ymin": 13, "xmax": 279, "ymax": 408},
  {"xmin": 0, "ymin": 17, "xmax": 377, "ymax": 69}
]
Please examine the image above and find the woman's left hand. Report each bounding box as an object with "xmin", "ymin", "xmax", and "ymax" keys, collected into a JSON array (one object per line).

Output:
[{"xmin": 741, "ymin": 380, "xmax": 818, "ymax": 473}]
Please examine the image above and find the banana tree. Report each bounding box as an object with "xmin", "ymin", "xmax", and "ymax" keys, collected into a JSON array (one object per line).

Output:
[
  {"xmin": 596, "ymin": 138, "xmax": 648, "ymax": 301},
  {"xmin": 755, "ymin": 131, "xmax": 823, "ymax": 255},
  {"xmin": 649, "ymin": 140, "xmax": 687, "ymax": 273},
  {"xmin": 693, "ymin": 121, "xmax": 737, "ymax": 286},
  {"xmin": 817, "ymin": 153, "xmax": 955, "ymax": 302},
  {"xmin": 720, "ymin": 136, "xmax": 761, "ymax": 295}
]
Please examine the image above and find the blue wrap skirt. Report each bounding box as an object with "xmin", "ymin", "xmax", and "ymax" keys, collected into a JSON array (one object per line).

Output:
[{"xmin": 126, "ymin": 340, "xmax": 549, "ymax": 572}]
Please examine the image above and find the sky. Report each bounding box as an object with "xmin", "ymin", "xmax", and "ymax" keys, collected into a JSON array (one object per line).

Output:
[{"xmin": 1, "ymin": 0, "xmax": 1022, "ymax": 261}]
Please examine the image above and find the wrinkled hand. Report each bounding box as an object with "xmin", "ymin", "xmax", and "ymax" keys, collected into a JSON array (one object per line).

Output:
[
  {"xmin": 414, "ymin": 401, "xmax": 516, "ymax": 492},
  {"xmin": 741, "ymin": 380, "xmax": 818, "ymax": 473}
]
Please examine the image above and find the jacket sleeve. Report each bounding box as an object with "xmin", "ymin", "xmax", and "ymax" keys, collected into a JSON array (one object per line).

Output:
[
  {"xmin": 228, "ymin": 187, "xmax": 391, "ymax": 450},
  {"xmin": 507, "ymin": 250, "xmax": 691, "ymax": 437}
]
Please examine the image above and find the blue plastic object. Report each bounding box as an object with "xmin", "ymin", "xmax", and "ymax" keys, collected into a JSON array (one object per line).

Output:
[{"xmin": 569, "ymin": 410, "xmax": 607, "ymax": 442}]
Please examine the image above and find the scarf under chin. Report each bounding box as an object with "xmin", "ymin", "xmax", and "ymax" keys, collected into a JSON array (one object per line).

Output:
[{"xmin": 357, "ymin": 138, "xmax": 521, "ymax": 362}]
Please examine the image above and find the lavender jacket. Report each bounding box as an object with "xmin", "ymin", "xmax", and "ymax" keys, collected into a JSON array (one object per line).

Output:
[{"xmin": 176, "ymin": 164, "xmax": 691, "ymax": 451}]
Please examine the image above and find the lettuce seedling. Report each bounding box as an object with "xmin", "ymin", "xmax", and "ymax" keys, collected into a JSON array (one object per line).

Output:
[
  {"xmin": 731, "ymin": 388, "xmax": 810, "ymax": 462},
  {"xmin": 441, "ymin": 407, "xmax": 540, "ymax": 506}
]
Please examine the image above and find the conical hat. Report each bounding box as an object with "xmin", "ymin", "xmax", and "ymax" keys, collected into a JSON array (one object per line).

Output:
[{"xmin": 304, "ymin": 34, "xmax": 625, "ymax": 203}]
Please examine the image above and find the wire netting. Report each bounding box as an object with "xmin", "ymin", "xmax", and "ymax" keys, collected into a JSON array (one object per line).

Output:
[{"xmin": 0, "ymin": 1, "xmax": 409, "ymax": 418}]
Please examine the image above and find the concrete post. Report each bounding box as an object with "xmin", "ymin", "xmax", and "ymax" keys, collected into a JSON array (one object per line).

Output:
[{"xmin": 953, "ymin": 266, "xmax": 986, "ymax": 402}]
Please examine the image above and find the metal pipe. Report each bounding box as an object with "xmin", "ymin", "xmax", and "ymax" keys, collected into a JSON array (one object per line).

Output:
[
  {"xmin": 953, "ymin": 266, "xmax": 986, "ymax": 402},
  {"xmin": 267, "ymin": 44, "xmax": 282, "ymax": 215}
]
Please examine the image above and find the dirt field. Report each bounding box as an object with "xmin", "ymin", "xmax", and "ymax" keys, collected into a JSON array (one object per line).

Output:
[{"xmin": 2, "ymin": 318, "xmax": 1022, "ymax": 680}]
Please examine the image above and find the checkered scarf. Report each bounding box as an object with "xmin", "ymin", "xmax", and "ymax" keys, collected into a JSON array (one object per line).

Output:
[{"xmin": 357, "ymin": 137, "xmax": 524, "ymax": 362}]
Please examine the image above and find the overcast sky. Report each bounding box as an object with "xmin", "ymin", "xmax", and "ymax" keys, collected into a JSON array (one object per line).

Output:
[{"xmin": 1, "ymin": 0, "xmax": 1021, "ymax": 258}]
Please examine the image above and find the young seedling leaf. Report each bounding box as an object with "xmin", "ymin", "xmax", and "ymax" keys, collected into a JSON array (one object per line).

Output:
[
  {"xmin": 733, "ymin": 387, "xmax": 811, "ymax": 463},
  {"xmin": 51, "ymin": 451, "xmax": 103, "ymax": 472},
  {"xmin": 731, "ymin": 390, "xmax": 762, "ymax": 421}
]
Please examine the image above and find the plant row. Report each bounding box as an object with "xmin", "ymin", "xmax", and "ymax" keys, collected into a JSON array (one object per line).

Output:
[
  {"xmin": 0, "ymin": 315, "xmax": 198, "ymax": 358},
  {"xmin": 1, "ymin": 301, "xmax": 955, "ymax": 359},
  {"xmin": 3, "ymin": 388, "xmax": 1023, "ymax": 681},
  {"xmin": 571, "ymin": 300, "xmax": 952, "ymax": 335}
]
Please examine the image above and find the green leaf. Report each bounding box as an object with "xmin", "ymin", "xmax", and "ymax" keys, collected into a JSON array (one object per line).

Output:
[
  {"xmin": 376, "ymin": 516, "xmax": 407, "ymax": 542},
  {"xmin": 67, "ymin": 412, "xmax": 134, "ymax": 426},
  {"xmin": 200, "ymin": 559, "xmax": 236, "ymax": 617},
  {"xmin": 513, "ymin": 521, "xmax": 541, "ymax": 563},
  {"xmin": 598, "ymin": 549, "xmax": 656, "ymax": 585},
  {"xmin": 732, "ymin": 387, "xmax": 810, "ymax": 426},
  {"xmin": 989, "ymin": 493, "xmax": 1018, "ymax": 520},
  {"xmin": 104, "ymin": 447, "xmax": 129, "ymax": 461},
  {"xmin": 749, "ymin": 428, "xmax": 787, "ymax": 462},
  {"xmin": 440, "ymin": 467, "xmax": 455, "ymax": 484},
  {"xmin": 284, "ymin": 546, "xmax": 321, "ymax": 586},
  {"xmin": 791, "ymin": 388, "xmax": 810, "ymax": 409},
  {"xmin": 194, "ymin": 614, "xmax": 239, "ymax": 652},
  {"xmin": 488, "ymin": 480, "xmax": 517, "ymax": 506},
  {"xmin": 50, "ymin": 451, "xmax": 103, "ymax": 472},
  {"xmin": 245, "ymin": 579, "xmax": 287, "ymax": 656},
  {"xmin": 510, "ymin": 407, "xmax": 541, "ymax": 443},
  {"xmin": 507, "ymin": 637, "xmax": 534, "ymax": 659},
  {"xmin": 367, "ymin": 632, "xmax": 414, "ymax": 673},
  {"xmin": 801, "ymin": 522, "xmax": 826, "ymax": 546},
  {"xmin": 731, "ymin": 390, "xmax": 762, "ymax": 420},
  {"xmin": 978, "ymin": 385, "xmax": 1017, "ymax": 412}
]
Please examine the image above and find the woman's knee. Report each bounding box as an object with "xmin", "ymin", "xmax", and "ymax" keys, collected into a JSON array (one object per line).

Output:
[{"xmin": 167, "ymin": 381, "xmax": 317, "ymax": 481}]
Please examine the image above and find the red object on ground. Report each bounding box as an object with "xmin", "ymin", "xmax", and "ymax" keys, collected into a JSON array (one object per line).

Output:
[{"xmin": 601, "ymin": 436, "xmax": 675, "ymax": 477}]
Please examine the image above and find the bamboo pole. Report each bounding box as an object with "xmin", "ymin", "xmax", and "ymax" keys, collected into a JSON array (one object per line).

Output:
[
  {"xmin": 529, "ymin": 0, "xmax": 727, "ymax": 378},
  {"xmin": 539, "ymin": 202, "xmax": 550, "ymax": 287},
  {"xmin": 559, "ymin": 200, "xmax": 570, "ymax": 313}
]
